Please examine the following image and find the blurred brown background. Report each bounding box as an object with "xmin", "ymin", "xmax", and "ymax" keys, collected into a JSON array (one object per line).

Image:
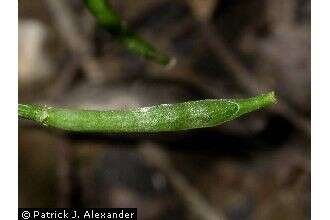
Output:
[{"xmin": 18, "ymin": 0, "xmax": 310, "ymax": 219}]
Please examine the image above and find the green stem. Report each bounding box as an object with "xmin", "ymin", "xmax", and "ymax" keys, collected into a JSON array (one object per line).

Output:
[
  {"xmin": 84, "ymin": 0, "xmax": 171, "ymax": 65},
  {"xmin": 18, "ymin": 92, "xmax": 277, "ymax": 133}
]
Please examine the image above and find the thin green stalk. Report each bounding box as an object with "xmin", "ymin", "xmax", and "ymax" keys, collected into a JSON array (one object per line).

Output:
[
  {"xmin": 18, "ymin": 92, "xmax": 277, "ymax": 133},
  {"xmin": 84, "ymin": 0, "xmax": 171, "ymax": 65}
]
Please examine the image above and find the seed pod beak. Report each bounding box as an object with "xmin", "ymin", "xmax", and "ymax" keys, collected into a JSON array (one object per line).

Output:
[{"xmin": 234, "ymin": 91, "xmax": 277, "ymax": 117}]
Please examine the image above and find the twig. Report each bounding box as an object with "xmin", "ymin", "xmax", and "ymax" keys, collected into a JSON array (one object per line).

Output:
[
  {"xmin": 45, "ymin": 0, "xmax": 105, "ymax": 84},
  {"xmin": 138, "ymin": 142, "xmax": 227, "ymax": 220},
  {"xmin": 46, "ymin": 57, "xmax": 80, "ymax": 98}
]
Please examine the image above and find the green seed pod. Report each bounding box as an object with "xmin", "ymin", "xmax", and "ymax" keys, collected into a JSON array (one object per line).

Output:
[
  {"xmin": 84, "ymin": 0, "xmax": 171, "ymax": 65},
  {"xmin": 18, "ymin": 92, "xmax": 276, "ymax": 133}
]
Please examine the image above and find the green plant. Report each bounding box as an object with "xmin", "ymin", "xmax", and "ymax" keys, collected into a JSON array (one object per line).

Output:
[
  {"xmin": 18, "ymin": 92, "xmax": 276, "ymax": 133},
  {"xmin": 84, "ymin": 0, "xmax": 171, "ymax": 65}
]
